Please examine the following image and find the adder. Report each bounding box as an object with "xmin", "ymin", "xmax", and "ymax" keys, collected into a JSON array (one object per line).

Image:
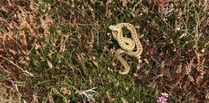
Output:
[{"xmin": 109, "ymin": 23, "xmax": 143, "ymax": 74}]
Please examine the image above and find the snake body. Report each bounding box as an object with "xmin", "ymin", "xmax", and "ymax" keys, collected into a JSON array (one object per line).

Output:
[{"xmin": 109, "ymin": 23, "xmax": 143, "ymax": 74}]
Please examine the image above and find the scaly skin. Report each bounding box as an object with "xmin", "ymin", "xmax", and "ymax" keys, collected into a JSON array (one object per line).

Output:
[{"xmin": 109, "ymin": 23, "xmax": 143, "ymax": 74}]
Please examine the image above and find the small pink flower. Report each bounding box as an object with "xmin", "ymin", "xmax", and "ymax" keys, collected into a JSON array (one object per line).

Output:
[
  {"xmin": 157, "ymin": 92, "xmax": 168, "ymax": 103},
  {"xmin": 9, "ymin": 80, "xmax": 15, "ymax": 87},
  {"xmin": 157, "ymin": 96, "xmax": 167, "ymax": 103}
]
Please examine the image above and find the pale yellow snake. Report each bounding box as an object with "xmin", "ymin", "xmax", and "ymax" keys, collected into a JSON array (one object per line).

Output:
[{"xmin": 109, "ymin": 23, "xmax": 143, "ymax": 74}]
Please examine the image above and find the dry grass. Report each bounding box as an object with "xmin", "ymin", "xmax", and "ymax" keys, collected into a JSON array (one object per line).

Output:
[{"xmin": 0, "ymin": 0, "xmax": 209, "ymax": 102}]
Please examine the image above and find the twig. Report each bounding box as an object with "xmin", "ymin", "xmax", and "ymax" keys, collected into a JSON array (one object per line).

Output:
[
  {"xmin": 0, "ymin": 55, "xmax": 34, "ymax": 77},
  {"xmin": 76, "ymin": 87, "xmax": 97, "ymax": 102}
]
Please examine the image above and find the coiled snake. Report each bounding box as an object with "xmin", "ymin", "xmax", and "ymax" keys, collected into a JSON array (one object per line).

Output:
[{"xmin": 109, "ymin": 23, "xmax": 143, "ymax": 74}]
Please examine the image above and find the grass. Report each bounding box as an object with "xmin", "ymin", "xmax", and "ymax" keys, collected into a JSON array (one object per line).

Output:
[{"xmin": 0, "ymin": 0, "xmax": 209, "ymax": 102}]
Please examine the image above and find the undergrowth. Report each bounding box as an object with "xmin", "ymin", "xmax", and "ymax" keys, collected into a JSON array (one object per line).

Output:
[{"xmin": 0, "ymin": 0, "xmax": 208, "ymax": 102}]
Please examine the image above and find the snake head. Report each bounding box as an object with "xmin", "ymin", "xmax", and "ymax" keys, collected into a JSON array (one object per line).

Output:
[
  {"xmin": 109, "ymin": 25, "xmax": 118, "ymax": 39},
  {"xmin": 109, "ymin": 25, "xmax": 118, "ymax": 31}
]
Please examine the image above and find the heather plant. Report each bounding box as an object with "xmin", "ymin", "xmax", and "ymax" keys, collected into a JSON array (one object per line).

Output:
[{"xmin": 0, "ymin": 0, "xmax": 208, "ymax": 102}]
